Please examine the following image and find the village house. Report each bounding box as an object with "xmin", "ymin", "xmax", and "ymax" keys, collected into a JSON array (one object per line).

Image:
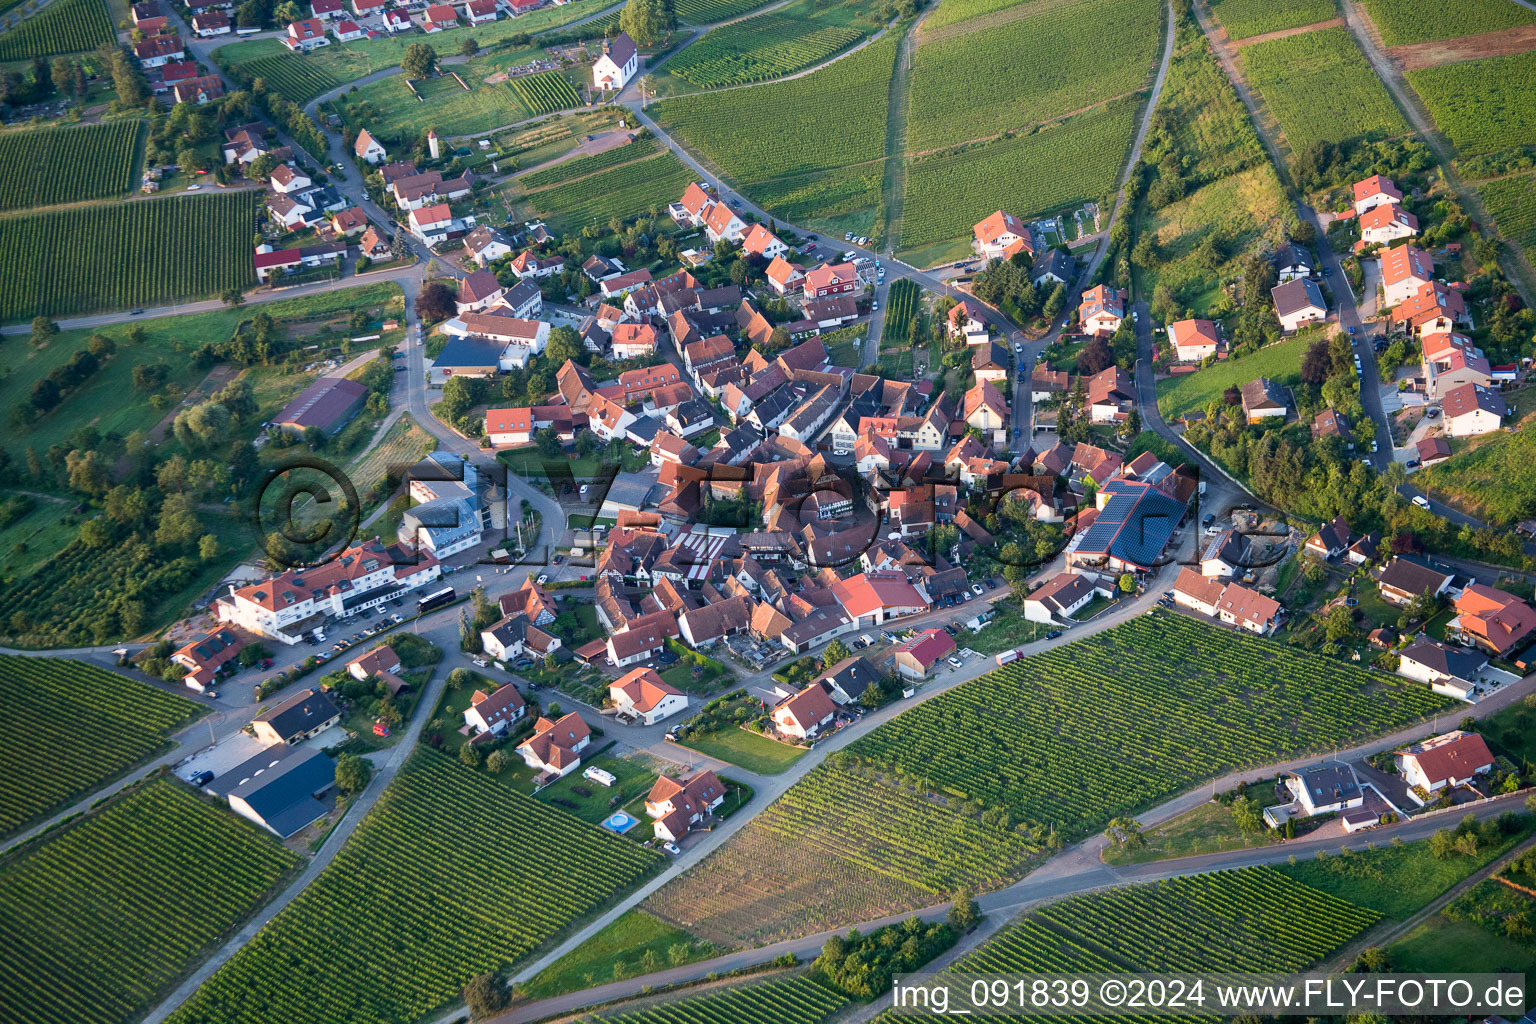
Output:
[
  {"xmin": 463, "ymin": 225, "xmax": 515, "ymax": 266},
  {"xmin": 1359, "ymin": 203, "xmax": 1418, "ymax": 245},
  {"xmin": 1442, "ymin": 381, "xmax": 1507, "ymax": 437},
  {"xmin": 947, "ymin": 299, "xmax": 989, "ymax": 345},
  {"xmin": 135, "ymin": 33, "xmax": 186, "ymax": 66},
  {"xmin": 1273, "ymin": 242, "xmax": 1314, "ymax": 282},
  {"xmin": 516, "ymin": 712, "xmax": 592, "ymax": 779},
  {"xmin": 1268, "ymin": 761, "xmax": 1368, "ymax": 831},
  {"xmin": 283, "ymin": 17, "xmax": 329, "ymax": 50},
  {"xmin": 1168, "ymin": 318, "xmax": 1220, "ymax": 362},
  {"xmin": 1376, "ymin": 555, "xmax": 1456, "ymax": 607},
  {"xmin": 252, "ymin": 688, "xmax": 341, "ymax": 746},
  {"xmin": 1397, "ymin": 637, "xmax": 1487, "ymax": 701},
  {"xmin": 973, "ymin": 209, "xmax": 1034, "ymax": 261},
  {"xmin": 646, "ymin": 770, "xmax": 725, "ymax": 842},
  {"xmin": 1304, "ymin": 515, "xmax": 1356, "ymax": 561},
  {"xmin": 1393, "ymin": 280, "xmax": 1470, "ymax": 337},
  {"xmin": 609, "ymin": 666, "xmax": 687, "ymax": 724},
  {"xmin": 1420, "ymin": 331, "xmax": 1491, "ymax": 400},
  {"xmin": 772, "ymin": 682, "xmax": 837, "ymax": 740},
  {"xmin": 191, "ymin": 9, "xmax": 231, "ymax": 33},
  {"xmin": 741, "ymin": 223, "xmax": 787, "ymax": 261},
  {"xmin": 1353, "ymin": 174, "xmax": 1403, "ymax": 216},
  {"xmin": 1024, "ymin": 572, "xmax": 1098, "ymax": 624},
  {"xmin": 830, "ymin": 571, "xmax": 929, "ymax": 626},
  {"xmin": 465, "ymin": 0, "xmax": 498, "ymax": 23},
  {"xmin": 1381, "ymin": 243, "xmax": 1434, "ymax": 307},
  {"xmin": 892, "ymin": 628, "xmax": 957, "ymax": 679},
  {"xmin": 354, "ymin": 128, "xmax": 386, "ymax": 164},
  {"xmin": 1085, "ymin": 366, "xmax": 1134, "ymax": 424},
  {"xmin": 813, "ymin": 655, "xmax": 883, "ymax": 705},
  {"xmin": 1395, "ymin": 731, "xmax": 1495, "ymax": 799},
  {"xmin": 1451, "ymin": 584, "xmax": 1536, "ymax": 657},
  {"xmin": 1240, "ymin": 377, "xmax": 1288, "ymax": 424},
  {"xmin": 1271, "ymin": 278, "xmax": 1326, "ymax": 333},
  {"xmin": 1077, "ymin": 284, "xmax": 1125, "ymax": 335},
  {"xmin": 1213, "ymin": 582, "xmax": 1282, "ymax": 634},
  {"xmin": 172, "ymin": 628, "xmax": 248, "ymax": 693},
  {"xmin": 804, "ymin": 261, "xmax": 859, "ymax": 299},
  {"xmin": 463, "ymin": 682, "xmax": 526, "ymax": 735}
]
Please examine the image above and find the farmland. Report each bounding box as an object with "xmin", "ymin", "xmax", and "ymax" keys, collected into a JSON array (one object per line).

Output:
[
  {"xmin": 1209, "ymin": 0, "xmax": 1337, "ymax": 40},
  {"xmin": 660, "ymin": 0, "xmax": 884, "ymax": 89},
  {"xmin": 517, "ymin": 136, "xmax": 661, "ymax": 189},
  {"xmin": 900, "ymin": 97, "xmax": 1138, "ymax": 249},
  {"xmin": 747, "ymin": 164, "xmax": 884, "ymax": 233},
  {"xmin": 0, "ymin": 655, "xmax": 201, "ymax": 837},
  {"xmin": 0, "ymin": 120, "xmax": 144, "ymax": 212},
  {"xmin": 596, "ymin": 976, "xmax": 846, "ymax": 1024},
  {"xmin": 1406, "ymin": 51, "xmax": 1536, "ymax": 157},
  {"xmin": 923, "ymin": 0, "xmax": 1032, "ymax": 31},
  {"xmin": 676, "ymin": 0, "xmax": 771, "ymax": 22},
  {"xmin": 1156, "ymin": 327, "xmax": 1318, "ymax": 418},
  {"xmin": 1361, "ymin": 0, "xmax": 1536, "ymax": 46},
  {"xmin": 1479, "ymin": 173, "xmax": 1536, "ymax": 268},
  {"xmin": 1240, "ymin": 28, "xmax": 1409, "ymax": 151},
  {"xmin": 881, "ymin": 278, "xmax": 921, "ymax": 346},
  {"xmin": 522, "ymin": 151, "xmax": 697, "ymax": 232},
  {"xmin": 510, "ymin": 70, "xmax": 583, "ymax": 116},
  {"xmin": 1415, "ymin": 416, "xmax": 1536, "ymax": 526},
  {"xmin": 906, "ymin": 0, "xmax": 1162, "ymax": 153},
  {"xmin": 0, "ymin": 0, "xmax": 112, "ymax": 60},
  {"xmin": 1, "ymin": 780, "xmax": 299, "ymax": 1024},
  {"xmin": 0, "ymin": 191, "xmax": 258, "ymax": 322},
  {"xmin": 168, "ymin": 752, "xmax": 660, "ymax": 1024},
  {"xmin": 237, "ymin": 54, "xmax": 348, "ymax": 104},
  {"xmin": 338, "ymin": 56, "xmax": 546, "ymax": 139}
]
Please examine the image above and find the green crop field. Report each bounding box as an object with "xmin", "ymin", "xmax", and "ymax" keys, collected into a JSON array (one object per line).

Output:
[
  {"xmin": 0, "ymin": 191, "xmax": 258, "ymax": 322},
  {"xmin": 594, "ymin": 976, "xmax": 846, "ymax": 1024},
  {"xmin": 340, "ymin": 56, "xmax": 544, "ymax": 139},
  {"xmin": 238, "ymin": 54, "xmax": 348, "ymax": 104},
  {"xmin": 900, "ymin": 97, "xmax": 1137, "ymax": 249},
  {"xmin": 1361, "ymin": 0, "xmax": 1536, "ymax": 46},
  {"xmin": 747, "ymin": 163, "xmax": 885, "ymax": 228},
  {"xmin": 1416, "ymin": 416, "xmax": 1536, "ymax": 526},
  {"xmin": 907, "ymin": 0, "xmax": 1161, "ymax": 153},
  {"xmin": 169, "ymin": 752, "xmax": 660, "ymax": 1024},
  {"xmin": 523, "ymin": 150, "xmax": 696, "ymax": 231},
  {"xmin": 676, "ymin": 0, "xmax": 771, "ymax": 22},
  {"xmin": 881, "ymin": 278, "xmax": 920, "ymax": 346},
  {"xmin": 1478, "ymin": 172, "xmax": 1536, "ymax": 268},
  {"xmin": 0, "ymin": 654, "xmax": 201, "ymax": 837},
  {"xmin": 1241, "ymin": 27, "xmax": 1409, "ymax": 151},
  {"xmin": 653, "ymin": 34, "xmax": 896, "ymax": 184},
  {"xmin": 664, "ymin": 17, "xmax": 863, "ymax": 87},
  {"xmin": 1152, "ymin": 3, "xmax": 1270, "ymax": 185},
  {"xmin": 510, "ymin": 70, "xmax": 583, "ymax": 116},
  {"xmin": 0, "ymin": 0, "xmax": 112, "ymax": 60},
  {"xmin": 517, "ymin": 136, "xmax": 659, "ymax": 188},
  {"xmin": 923, "ymin": 0, "xmax": 1033, "ymax": 31},
  {"xmin": 1210, "ymin": 0, "xmax": 1336, "ymax": 39},
  {"xmin": 2, "ymin": 780, "xmax": 298, "ymax": 1024},
  {"xmin": 1155, "ymin": 329, "xmax": 1315, "ymax": 418},
  {"xmin": 0, "ymin": 120, "xmax": 144, "ymax": 212},
  {"xmin": 1407, "ymin": 51, "xmax": 1536, "ymax": 157}
]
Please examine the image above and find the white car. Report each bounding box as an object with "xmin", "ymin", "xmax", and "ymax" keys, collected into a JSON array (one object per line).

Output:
[
  {"xmin": 663, "ymin": 842, "xmax": 682, "ymax": 855},
  {"xmin": 1412, "ymin": 495, "xmax": 1431, "ymax": 509},
  {"xmin": 971, "ymin": 584, "xmax": 984, "ymax": 596},
  {"xmin": 537, "ymin": 573, "xmax": 549, "ymax": 584},
  {"xmin": 947, "ymin": 656, "xmax": 963, "ymax": 669}
]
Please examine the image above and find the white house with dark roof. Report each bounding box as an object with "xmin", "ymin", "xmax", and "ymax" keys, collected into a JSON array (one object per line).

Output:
[{"xmin": 592, "ymin": 31, "xmax": 638, "ymax": 91}]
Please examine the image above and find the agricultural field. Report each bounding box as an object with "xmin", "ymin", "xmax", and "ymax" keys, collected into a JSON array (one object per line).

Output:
[
  {"xmin": 522, "ymin": 150, "xmax": 697, "ymax": 232},
  {"xmin": 0, "ymin": 655, "xmax": 201, "ymax": 837},
  {"xmin": 0, "ymin": 191, "xmax": 258, "ymax": 322},
  {"xmin": 676, "ymin": 0, "xmax": 771, "ymax": 22},
  {"xmin": 237, "ymin": 53, "xmax": 348, "ymax": 104},
  {"xmin": 1209, "ymin": 0, "xmax": 1337, "ymax": 40},
  {"xmin": 1240, "ymin": 27, "xmax": 1409, "ymax": 152},
  {"xmin": 1478, "ymin": 172, "xmax": 1536, "ymax": 268},
  {"xmin": 0, "ymin": 120, "xmax": 143, "ymax": 212},
  {"xmin": 659, "ymin": 0, "xmax": 884, "ymax": 89},
  {"xmin": 652, "ymin": 33, "xmax": 897, "ymax": 184},
  {"xmin": 595, "ymin": 976, "xmax": 846, "ymax": 1024},
  {"xmin": 1414, "ymin": 416, "xmax": 1536, "ymax": 526},
  {"xmin": 881, "ymin": 278, "xmax": 921, "ymax": 346},
  {"xmin": 0, "ymin": 0, "xmax": 112, "ymax": 60},
  {"xmin": 168, "ymin": 752, "xmax": 661, "ymax": 1024},
  {"xmin": 517, "ymin": 136, "xmax": 660, "ymax": 189},
  {"xmin": 900, "ymin": 97, "xmax": 1138, "ymax": 250},
  {"xmin": 1361, "ymin": 0, "xmax": 1536, "ymax": 46},
  {"xmin": 1156, "ymin": 328, "xmax": 1319, "ymax": 418},
  {"xmin": 1, "ymin": 779, "xmax": 299, "ymax": 1024},
  {"xmin": 510, "ymin": 70, "xmax": 583, "ymax": 116},
  {"xmin": 923, "ymin": 0, "xmax": 1033, "ymax": 32},
  {"xmin": 906, "ymin": 0, "xmax": 1162, "ymax": 153},
  {"xmin": 338, "ymin": 56, "xmax": 546, "ymax": 139},
  {"xmin": 747, "ymin": 164, "xmax": 885, "ymax": 236},
  {"xmin": 1406, "ymin": 51, "xmax": 1536, "ymax": 157}
]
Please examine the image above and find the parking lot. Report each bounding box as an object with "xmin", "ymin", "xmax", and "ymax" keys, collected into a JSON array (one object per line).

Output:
[{"xmin": 173, "ymin": 731, "xmax": 269, "ymax": 785}]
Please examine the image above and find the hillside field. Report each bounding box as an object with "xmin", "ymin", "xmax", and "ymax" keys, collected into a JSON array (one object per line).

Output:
[
  {"xmin": 1240, "ymin": 27, "xmax": 1409, "ymax": 151},
  {"xmin": 0, "ymin": 121, "xmax": 145, "ymax": 212},
  {"xmin": 1414, "ymin": 415, "xmax": 1536, "ymax": 526},
  {"xmin": 1406, "ymin": 51, "xmax": 1536, "ymax": 157},
  {"xmin": 1156, "ymin": 328, "xmax": 1319, "ymax": 418},
  {"xmin": 1361, "ymin": 0, "xmax": 1536, "ymax": 46}
]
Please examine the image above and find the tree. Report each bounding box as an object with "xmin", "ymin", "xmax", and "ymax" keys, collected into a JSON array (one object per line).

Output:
[
  {"xmin": 947, "ymin": 886, "xmax": 980, "ymax": 930},
  {"xmin": 458, "ymin": 741, "xmax": 482, "ymax": 767},
  {"xmin": 459, "ymin": 35, "xmax": 478, "ymax": 56},
  {"xmin": 392, "ymin": 226, "xmax": 413, "ymax": 262},
  {"xmin": 620, "ymin": 0, "xmax": 675, "ymax": 46},
  {"xmin": 50, "ymin": 56, "xmax": 75, "ymax": 98},
  {"xmin": 222, "ymin": 288, "xmax": 245, "ymax": 308},
  {"xmin": 402, "ymin": 42, "xmax": 438, "ymax": 79},
  {"xmin": 335, "ymin": 752, "xmax": 372, "ymax": 793},
  {"xmin": 1323, "ymin": 604, "xmax": 1355, "ymax": 644},
  {"xmin": 822, "ymin": 638, "xmax": 851, "ymax": 666},
  {"xmin": 198, "ymin": 533, "xmax": 222, "ymax": 561},
  {"xmin": 463, "ymin": 970, "xmax": 508, "ymax": 1019},
  {"xmin": 1076, "ymin": 335, "xmax": 1114, "ymax": 375},
  {"xmin": 65, "ymin": 449, "xmax": 110, "ymax": 496},
  {"xmin": 1104, "ymin": 816, "xmax": 1144, "ymax": 848},
  {"xmin": 486, "ymin": 747, "xmax": 511, "ymax": 773},
  {"xmin": 1117, "ymin": 572, "xmax": 1135, "ymax": 593},
  {"xmin": 110, "ymin": 51, "xmax": 146, "ymax": 106},
  {"xmin": 30, "ymin": 316, "xmax": 57, "ymax": 348},
  {"xmin": 417, "ymin": 280, "xmax": 457, "ymax": 323}
]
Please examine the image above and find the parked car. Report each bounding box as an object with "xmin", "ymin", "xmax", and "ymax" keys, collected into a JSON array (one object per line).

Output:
[
  {"xmin": 946, "ymin": 656, "xmax": 963, "ymax": 669},
  {"xmin": 971, "ymin": 584, "xmax": 984, "ymax": 596},
  {"xmin": 537, "ymin": 574, "xmax": 549, "ymax": 584},
  {"xmin": 1045, "ymin": 630, "xmax": 1062, "ymax": 640},
  {"xmin": 1412, "ymin": 494, "xmax": 1431, "ymax": 509},
  {"xmin": 191, "ymin": 771, "xmax": 214, "ymax": 787},
  {"xmin": 1405, "ymin": 458, "xmax": 1420, "ymax": 468},
  {"xmin": 663, "ymin": 842, "xmax": 682, "ymax": 855}
]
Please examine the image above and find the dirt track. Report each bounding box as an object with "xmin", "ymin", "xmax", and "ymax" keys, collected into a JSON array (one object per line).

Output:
[
  {"xmin": 1386, "ymin": 23, "xmax": 1536, "ymax": 69},
  {"xmin": 1228, "ymin": 16, "xmax": 1343, "ymax": 48}
]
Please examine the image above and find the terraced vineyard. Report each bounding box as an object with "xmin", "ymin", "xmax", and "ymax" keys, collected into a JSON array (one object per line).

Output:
[
  {"xmin": 665, "ymin": 16, "xmax": 863, "ymax": 87},
  {"xmin": 1208, "ymin": 0, "xmax": 1336, "ymax": 39},
  {"xmin": 1240, "ymin": 27, "xmax": 1409, "ymax": 151},
  {"xmin": 0, "ymin": 654, "xmax": 201, "ymax": 836},
  {"xmin": 1406, "ymin": 51, "xmax": 1536, "ymax": 156},
  {"xmin": 238, "ymin": 53, "xmax": 347, "ymax": 104},
  {"xmin": 901, "ymin": 98, "xmax": 1138, "ymax": 249},
  {"xmin": 524, "ymin": 151, "xmax": 697, "ymax": 231},
  {"xmin": 593, "ymin": 976, "xmax": 846, "ymax": 1024},
  {"xmin": 0, "ymin": 191, "xmax": 258, "ymax": 321},
  {"xmin": 675, "ymin": 0, "xmax": 770, "ymax": 22},
  {"xmin": 510, "ymin": 70, "xmax": 583, "ymax": 116},
  {"xmin": 1, "ymin": 780, "xmax": 299, "ymax": 1024},
  {"xmin": 1478, "ymin": 172, "xmax": 1536, "ymax": 267},
  {"xmin": 169, "ymin": 752, "xmax": 661, "ymax": 1024},
  {"xmin": 907, "ymin": 0, "xmax": 1161, "ymax": 153},
  {"xmin": 0, "ymin": 120, "xmax": 144, "ymax": 212},
  {"xmin": 518, "ymin": 136, "xmax": 660, "ymax": 189},
  {"xmin": 0, "ymin": 0, "xmax": 112, "ymax": 60},
  {"xmin": 1361, "ymin": 0, "xmax": 1536, "ymax": 46},
  {"xmin": 880, "ymin": 278, "xmax": 920, "ymax": 346}
]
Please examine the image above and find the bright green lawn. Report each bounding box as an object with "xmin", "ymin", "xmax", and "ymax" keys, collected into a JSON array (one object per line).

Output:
[
  {"xmin": 674, "ymin": 728, "xmax": 809, "ymax": 775},
  {"xmin": 339, "ymin": 55, "xmax": 544, "ymax": 138},
  {"xmin": 524, "ymin": 909, "xmax": 718, "ymax": 998},
  {"xmin": 1390, "ymin": 914, "xmax": 1536, "ymax": 973},
  {"xmin": 1414, "ymin": 417, "xmax": 1536, "ymax": 527},
  {"xmin": 534, "ymin": 753, "xmax": 658, "ymax": 824},
  {"xmin": 1102, "ymin": 793, "xmax": 1283, "ymax": 865},
  {"xmin": 1156, "ymin": 329, "xmax": 1321, "ymax": 419}
]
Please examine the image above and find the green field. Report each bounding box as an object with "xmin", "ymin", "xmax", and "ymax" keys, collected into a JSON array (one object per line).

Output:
[
  {"xmin": 517, "ymin": 135, "xmax": 660, "ymax": 188},
  {"xmin": 923, "ymin": 0, "xmax": 1035, "ymax": 31},
  {"xmin": 1479, "ymin": 172, "xmax": 1536, "ymax": 268},
  {"xmin": 1361, "ymin": 0, "xmax": 1536, "ymax": 46},
  {"xmin": 0, "ymin": 655, "xmax": 201, "ymax": 836},
  {"xmin": 881, "ymin": 278, "xmax": 920, "ymax": 346},
  {"xmin": 1415, "ymin": 415, "xmax": 1536, "ymax": 525},
  {"xmin": 509, "ymin": 69, "xmax": 583, "ymax": 116},
  {"xmin": 906, "ymin": 0, "xmax": 1161, "ymax": 153},
  {"xmin": 660, "ymin": 0, "xmax": 883, "ymax": 88},
  {"xmin": 900, "ymin": 97, "xmax": 1138, "ymax": 249},
  {"xmin": 1, "ymin": 779, "xmax": 299, "ymax": 1024},
  {"xmin": 523, "ymin": 149, "xmax": 699, "ymax": 231},
  {"xmin": 597, "ymin": 975, "xmax": 846, "ymax": 1024},
  {"xmin": 0, "ymin": 0, "xmax": 112, "ymax": 60},
  {"xmin": 238, "ymin": 53, "xmax": 348, "ymax": 104},
  {"xmin": 1241, "ymin": 27, "xmax": 1410, "ymax": 151},
  {"xmin": 676, "ymin": 0, "xmax": 771, "ymax": 22},
  {"xmin": 0, "ymin": 191, "xmax": 258, "ymax": 322},
  {"xmin": 748, "ymin": 163, "xmax": 885, "ymax": 233},
  {"xmin": 1209, "ymin": 0, "xmax": 1336, "ymax": 39},
  {"xmin": 675, "ymin": 725, "xmax": 810, "ymax": 774},
  {"xmin": 0, "ymin": 120, "xmax": 144, "ymax": 212},
  {"xmin": 168, "ymin": 752, "xmax": 661, "ymax": 1024},
  {"xmin": 1156, "ymin": 328, "xmax": 1318, "ymax": 418},
  {"xmin": 1407, "ymin": 51, "xmax": 1536, "ymax": 157},
  {"xmin": 342, "ymin": 58, "xmax": 543, "ymax": 139},
  {"xmin": 526, "ymin": 909, "xmax": 719, "ymax": 998}
]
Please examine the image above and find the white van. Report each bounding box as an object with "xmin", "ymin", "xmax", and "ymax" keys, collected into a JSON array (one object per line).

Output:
[{"xmin": 584, "ymin": 766, "xmax": 617, "ymax": 787}]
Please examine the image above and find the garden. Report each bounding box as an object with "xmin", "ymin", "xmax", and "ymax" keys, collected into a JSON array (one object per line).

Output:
[
  {"xmin": 1240, "ymin": 28, "xmax": 1410, "ymax": 152},
  {"xmin": 1, "ymin": 778, "xmax": 300, "ymax": 1024},
  {"xmin": 1154, "ymin": 327, "xmax": 1319, "ymax": 420},
  {"xmin": 523, "ymin": 908, "xmax": 720, "ymax": 998},
  {"xmin": 0, "ymin": 120, "xmax": 144, "ymax": 212},
  {"xmin": 167, "ymin": 751, "xmax": 662, "ymax": 1024},
  {"xmin": 671, "ymin": 689, "xmax": 809, "ymax": 774}
]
